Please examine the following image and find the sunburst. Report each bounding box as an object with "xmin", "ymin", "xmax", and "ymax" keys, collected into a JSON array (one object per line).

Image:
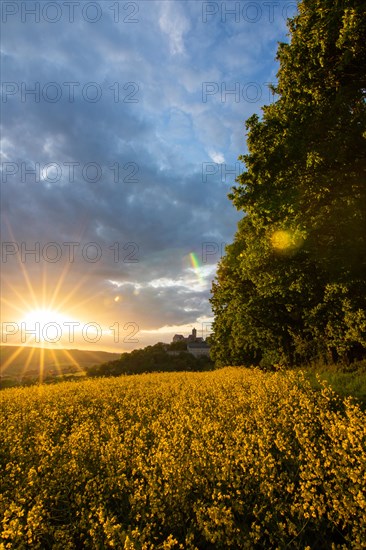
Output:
[{"xmin": 0, "ymin": 220, "xmax": 108, "ymax": 382}]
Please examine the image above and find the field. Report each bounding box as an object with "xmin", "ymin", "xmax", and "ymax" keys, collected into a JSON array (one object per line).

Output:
[
  {"xmin": 1, "ymin": 368, "xmax": 365, "ymax": 549},
  {"xmin": 0, "ymin": 346, "xmax": 120, "ymax": 388}
]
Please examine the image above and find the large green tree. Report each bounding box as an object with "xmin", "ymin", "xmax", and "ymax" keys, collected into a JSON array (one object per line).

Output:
[{"xmin": 210, "ymin": 0, "xmax": 366, "ymax": 367}]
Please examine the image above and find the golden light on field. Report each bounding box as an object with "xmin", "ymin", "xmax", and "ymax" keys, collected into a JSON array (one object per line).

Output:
[{"xmin": 1, "ymin": 368, "xmax": 365, "ymax": 547}]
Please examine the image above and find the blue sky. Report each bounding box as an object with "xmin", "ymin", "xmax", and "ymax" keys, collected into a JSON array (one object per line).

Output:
[{"xmin": 1, "ymin": 1, "xmax": 297, "ymax": 351}]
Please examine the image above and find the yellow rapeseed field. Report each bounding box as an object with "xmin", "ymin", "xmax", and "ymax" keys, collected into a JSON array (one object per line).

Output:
[{"xmin": 0, "ymin": 368, "xmax": 365, "ymax": 549}]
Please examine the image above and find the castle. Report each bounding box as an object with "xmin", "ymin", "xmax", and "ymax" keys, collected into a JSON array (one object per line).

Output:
[
  {"xmin": 172, "ymin": 328, "xmax": 210, "ymax": 358},
  {"xmin": 172, "ymin": 327, "xmax": 203, "ymax": 343}
]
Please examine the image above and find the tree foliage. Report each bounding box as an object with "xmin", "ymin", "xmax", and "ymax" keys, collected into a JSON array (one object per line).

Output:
[
  {"xmin": 210, "ymin": 0, "xmax": 366, "ymax": 367},
  {"xmin": 88, "ymin": 343, "xmax": 213, "ymax": 377}
]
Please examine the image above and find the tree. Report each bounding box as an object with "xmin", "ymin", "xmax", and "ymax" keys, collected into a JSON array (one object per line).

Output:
[
  {"xmin": 210, "ymin": 0, "xmax": 366, "ymax": 367},
  {"xmin": 169, "ymin": 340, "xmax": 188, "ymax": 351}
]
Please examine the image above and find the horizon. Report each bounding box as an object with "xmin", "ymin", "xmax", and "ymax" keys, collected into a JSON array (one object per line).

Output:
[{"xmin": 0, "ymin": 324, "xmax": 210, "ymax": 355}]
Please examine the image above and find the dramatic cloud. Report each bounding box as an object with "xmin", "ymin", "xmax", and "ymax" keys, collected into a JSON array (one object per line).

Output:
[{"xmin": 0, "ymin": 0, "xmax": 293, "ymax": 350}]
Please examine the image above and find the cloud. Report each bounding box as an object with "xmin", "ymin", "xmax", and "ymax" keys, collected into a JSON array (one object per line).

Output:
[
  {"xmin": 208, "ymin": 150, "xmax": 225, "ymax": 164},
  {"xmin": 0, "ymin": 0, "xmax": 291, "ymax": 349},
  {"xmin": 159, "ymin": 2, "xmax": 190, "ymax": 55}
]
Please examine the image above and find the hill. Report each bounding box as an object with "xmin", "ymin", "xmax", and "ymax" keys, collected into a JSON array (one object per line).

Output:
[{"xmin": 0, "ymin": 345, "xmax": 120, "ymax": 380}]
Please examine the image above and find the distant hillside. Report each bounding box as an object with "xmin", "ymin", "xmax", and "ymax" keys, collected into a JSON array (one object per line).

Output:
[{"xmin": 0, "ymin": 346, "xmax": 121, "ymax": 377}]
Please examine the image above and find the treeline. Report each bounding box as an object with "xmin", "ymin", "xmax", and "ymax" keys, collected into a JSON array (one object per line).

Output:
[
  {"xmin": 210, "ymin": 0, "xmax": 366, "ymax": 368},
  {"xmin": 87, "ymin": 343, "xmax": 213, "ymax": 377}
]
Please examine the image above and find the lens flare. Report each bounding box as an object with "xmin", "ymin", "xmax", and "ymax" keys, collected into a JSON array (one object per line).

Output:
[
  {"xmin": 271, "ymin": 230, "xmax": 292, "ymax": 251},
  {"xmin": 189, "ymin": 252, "xmax": 204, "ymax": 285},
  {"xmin": 270, "ymin": 229, "xmax": 305, "ymax": 253}
]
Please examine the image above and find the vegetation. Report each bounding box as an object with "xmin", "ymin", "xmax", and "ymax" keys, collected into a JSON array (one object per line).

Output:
[
  {"xmin": 210, "ymin": 0, "xmax": 366, "ymax": 367},
  {"xmin": 87, "ymin": 342, "xmax": 213, "ymax": 377},
  {"xmin": 305, "ymin": 359, "xmax": 366, "ymax": 407},
  {"xmin": 0, "ymin": 347, "xmax": 120, "ymax": 389},
  {"xmin": 1, "ymin": 368, "xmax": 365, "ymax": 549}
]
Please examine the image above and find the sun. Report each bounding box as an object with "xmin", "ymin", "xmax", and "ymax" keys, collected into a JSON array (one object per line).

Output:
[
  {"xmin": 20, "ymin": 308, "xmax": 75, "ymax": 345},
  {"xmin": 22, "ymin": 308, "xmax": 69, "ymax": 326}
]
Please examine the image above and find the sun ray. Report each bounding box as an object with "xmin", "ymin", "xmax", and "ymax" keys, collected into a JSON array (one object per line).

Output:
[
  {"xmin": 0, "ymin": 276, "xmax": 42, "ymax": 315},
  {"xmin": 52, "ymin": 272, "xmax": 108, "ymax": 316},
  {"xmin": 1, "ymin": 333, "xmax": 39, "ymax": 374},
  {"xmin": 1, "ymin": 219, "xmax": 112, "ymax": 379},
  {"xmin": 62, "ymin": 287, "xmax": 106, "ymax": 314},
  {"xmin": 20, "ymin": 346, "xmax": 37, "ymax": 380},
  {"xmin": 4, "ymin": 222, "xmax": 39, "ymax": 310},
  {"xmin": 41, "ymin": 223, "xmax": 93, "ymax": 313},
  {"xmin": 0, "ymin": 291, "xmax": 31, "ymax": 316},
  {"xmin": 49, "ymin": 347, "xmax": 64, "ymax": 378},
  {"xmin": 41, "ymin": 267, "xmax": 48, "ymax": 310},
  {"xmin": 59, "ymin": 348, "xmax": 84, "ymax": 372},
  {"xmin": 1, "ymin": 346, "xmax": 25, "ymax": 375},
  {"xmin": 48, "ymin": 256, "xmax": 77, "ymax": 311}
]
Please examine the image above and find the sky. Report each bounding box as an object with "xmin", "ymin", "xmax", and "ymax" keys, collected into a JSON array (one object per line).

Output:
[{"xmin": 0, "ymin": 0, "xmax": 297, "ymax": 353}]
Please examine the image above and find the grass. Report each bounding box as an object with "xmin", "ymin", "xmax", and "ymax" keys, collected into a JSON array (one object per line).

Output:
[{"xmin": 303, "ymin": 359, "xmax": 366, "ymax": 408}]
